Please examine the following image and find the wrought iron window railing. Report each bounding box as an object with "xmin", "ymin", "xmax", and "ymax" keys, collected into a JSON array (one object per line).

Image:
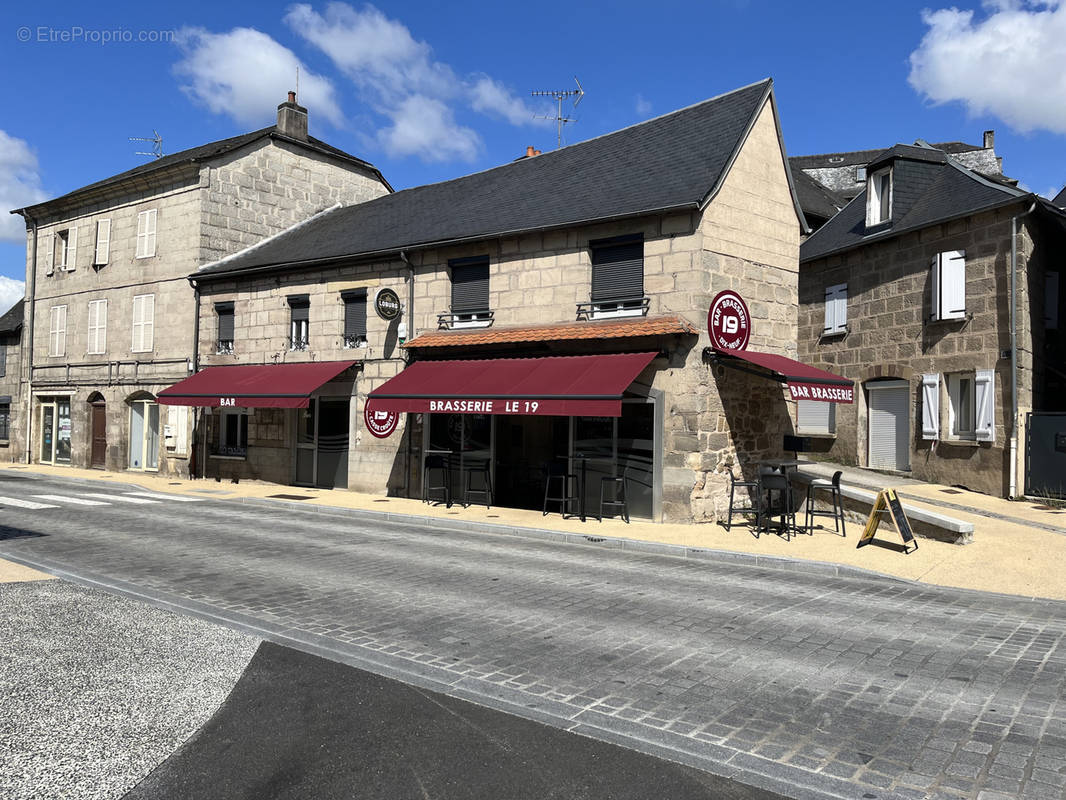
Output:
[
  {"xmin": 437, "ymin": 310, "xmax": 494, "ymax": 329},
  {"xmin": 576, "ymin": 296, "xmax": 649, "ymax": 320}
]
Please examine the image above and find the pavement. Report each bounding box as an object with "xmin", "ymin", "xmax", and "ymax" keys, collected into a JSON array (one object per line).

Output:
[{"xmin": 4, "ymin": 460, "xmax": 1066, "ymax": 600}]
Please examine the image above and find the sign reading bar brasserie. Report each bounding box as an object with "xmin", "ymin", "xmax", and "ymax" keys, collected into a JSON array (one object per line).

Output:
[
  {"xmin": 707, "ymin": 290, "xmax": 751, "ymax": 351},
  {"xmin": 787, "ymin": 383, "xmax": 855, "ymax": 404}
]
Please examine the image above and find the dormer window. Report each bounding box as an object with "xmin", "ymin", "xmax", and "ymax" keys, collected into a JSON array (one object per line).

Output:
[{"xmin": 866, "ymin": 167, "xmax": 892, "ymax": 227}]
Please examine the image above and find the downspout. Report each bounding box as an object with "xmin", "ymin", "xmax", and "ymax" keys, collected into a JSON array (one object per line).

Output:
[
  {"xmin": 191, "ymin": 278, "xmax": 201, "ymax": 479},
  {"xmin": 399, "ymin": 249, "xmax": 414, "ymax": 497},
  {"xmin": 19, "ymin": 211, "xmax": 38, "ymax": 464},
  {"xmin": 1010, "ymin": 201, "xmax": 1037, "ymax": 499}
]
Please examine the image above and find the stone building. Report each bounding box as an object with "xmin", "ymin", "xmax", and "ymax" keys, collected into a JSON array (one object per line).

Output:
[
  {"xmin": 10, "ymin": 94, "xmax": 390, "ymax": 476},
  {"xmin": 798, "ymin": 141, "xmax": 1066, "ymax": 497},
  {"xmin": 162, "ymin": 78, "xmax": 852, "ymax": 523},
  {"xmin": 0, "ymin": 298, "xmax": 25, "ymax": 461}
]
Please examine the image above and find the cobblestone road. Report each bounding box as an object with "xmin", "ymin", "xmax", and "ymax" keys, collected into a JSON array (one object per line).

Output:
[{"xmin": 1, "ymin": 474, "xmax": 1064, "ymax": 800}]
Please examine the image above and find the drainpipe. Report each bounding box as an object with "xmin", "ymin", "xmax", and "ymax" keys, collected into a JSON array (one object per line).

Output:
[
  {"xmin": 1010, "ymin": 201, "xmax": 1037, "ymax": 499},
  {"xmin": 399, "ymin": 249, "xmax": 414, "ymax": 496},
  {"xmin": 191, "ymin": 278, "xmax": 201, "ymax": 479},
  {"xmin": 19, "ymin": 210, "xmax": 38, "ymax": 465}
]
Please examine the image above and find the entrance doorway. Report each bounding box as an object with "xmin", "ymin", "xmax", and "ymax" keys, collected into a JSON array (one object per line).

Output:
[
  {"xmin": 294, "ymin": 398, "xmax": 351, "ymax": 489},
  {"xmin": 868, "ymin": 381, "xmax": 910, "ymax": 471},
  {"xmin": 90, "ymin": 397, "xmax": 107, "ymax": 469},
  {"xmin": 129, "ymin": 398, "xmax": 160, "ymax": 471},
  {"xmin": 39, "ymin": 398, "xmax": 72, "ymax": 465}
]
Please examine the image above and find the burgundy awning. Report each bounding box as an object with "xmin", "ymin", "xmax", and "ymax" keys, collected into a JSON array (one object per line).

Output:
[
  {"xmin": 158, "ymin": 361, "xmax": 358, "ymax": 408},
  {"xmin": 367, "ymin": 352, "xmax": 658, "ymax": 417},
  {"xmin": 712, "ymin": 348, "xmax": 854, "ymax": 404}
]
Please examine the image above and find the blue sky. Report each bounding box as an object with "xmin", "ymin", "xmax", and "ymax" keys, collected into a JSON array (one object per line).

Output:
[{"xmin": 3, "ymin": 0, "xmax": 1066, "ymax": 312}]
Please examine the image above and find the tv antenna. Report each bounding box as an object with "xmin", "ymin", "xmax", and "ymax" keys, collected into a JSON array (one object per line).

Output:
[
  {"xmin": 130, "ymin": 130, "xmax": 164, "ymax": 159},
  {"xmin": 532, "ymin": 76, "xmax": 585, "ymax": 149}
]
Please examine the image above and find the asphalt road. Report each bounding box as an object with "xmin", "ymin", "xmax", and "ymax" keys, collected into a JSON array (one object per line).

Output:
[{"xmin": 2, "ymin": 472, "xmax": 1065, "ymax": 800}]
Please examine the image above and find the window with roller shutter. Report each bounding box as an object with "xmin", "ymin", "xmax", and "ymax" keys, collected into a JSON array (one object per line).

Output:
[
  {"xmin": 590, "ymin": 235, "xmax": 645, "ymax": 318},
  {"xmin": 342, "ymin": 290, "xmax": 367, "ymax": 347},
  {"xmin": 215, "ymin": 302, "xmax": 234, "ymax": 354},
  {"xmin": 449, "ymin": 256, "xmax": 491, "ymax": 328}
]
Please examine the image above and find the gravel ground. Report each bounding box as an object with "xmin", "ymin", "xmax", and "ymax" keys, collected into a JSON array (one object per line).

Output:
[{"xmin": 0, "ymin": 580, "xmax": 258, "ymax": 800}]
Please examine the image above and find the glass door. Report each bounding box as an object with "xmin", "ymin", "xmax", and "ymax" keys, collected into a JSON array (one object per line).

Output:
[
  {"xmin": 129, "ymin": 399, "xmax": 159, "ymax": 471},
  {"xmin": 295, "ymin": 400, "xmax": 316, "ymax": 486},
  {"xmin": 40, "ymin": 402, "xmax": 55, "ymax": 464},
  {"xmin": 38, "ymin": 399, "xmax": 72, "ymax": 465}
]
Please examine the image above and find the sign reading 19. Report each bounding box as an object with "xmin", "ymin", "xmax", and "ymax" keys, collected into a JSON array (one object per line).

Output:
[{"xmin": 505, "ymin": 401, "xmax": 539, "ymax": 413}]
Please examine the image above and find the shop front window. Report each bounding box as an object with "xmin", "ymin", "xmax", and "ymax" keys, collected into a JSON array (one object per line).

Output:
[
  {"xmin": 39, "ymin": 399, "xmax": 72, "ymax": 465},
  {"xmin": 129, "ymin": 399, "xmax": 159, "ymax": 470}
]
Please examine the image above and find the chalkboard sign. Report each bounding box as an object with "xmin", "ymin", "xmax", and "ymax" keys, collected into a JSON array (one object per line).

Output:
[{"xmin": 858, "ymin": 489, "xmax": 918, "ymax": 553}]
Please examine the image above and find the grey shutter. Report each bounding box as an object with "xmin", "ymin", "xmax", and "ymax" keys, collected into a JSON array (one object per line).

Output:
[
  {"xmin": 342, "ymin": 291, "xmax": 367, "ymax": 338},
  {"xmin": 215, "ymin": 303, "xmax": 234, "ymax": 341},
  {"xmin": 0, "ymin": 341, "xmax": 7, "ymax": 378},
  {"xmin": 289, "ymin": 295, "xmax": 310, "ymax": 321},
  {"xmin": 591, "ymin": 239, "xmax": 643, "ymax": 302},
  {"xmin": 450, "ymin": 258, "xmax": 489, "ymax": 312}
]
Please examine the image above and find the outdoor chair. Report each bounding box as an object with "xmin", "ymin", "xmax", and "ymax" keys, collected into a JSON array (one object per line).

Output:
[
  {"xmin": 725, "ymin": 469, "xmax": 762, "ymax": 533},
  {"xmin": 599, "ymin": 470, "xmax": 629, "ymax": 523},
  {"xmin": 462, "ymin": 459, "xmax": 493, "ymax": 510},
  {"xmin": 543, "ymin": 461, "xmax": 577, "ymax": 517},
  {"xmin": 758, "ymin": 469, "xmax": 797, "ymax": 539},
  {"xmin": 423, "ymin": 454, "xmax": 452, "ymax": 508},
  {"xmin": 804, "ymin": 470, "xmax": 846, "ymax": 536}
]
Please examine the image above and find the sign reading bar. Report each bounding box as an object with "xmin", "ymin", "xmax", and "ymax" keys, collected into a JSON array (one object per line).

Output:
[
  {"xmin": 708, "ymin": 290, "xmax": 751, "ymax": 352},
  {"xmin": 375, "ymin": 288, "xmax": 401, "ymax": 321},
  {"xmin": 788, "ymin": 381, "xmax": 855, "ymax": 404},
  {"xmin": 858, "ymin": 488, "xmax": 917, "ymax": 553}
]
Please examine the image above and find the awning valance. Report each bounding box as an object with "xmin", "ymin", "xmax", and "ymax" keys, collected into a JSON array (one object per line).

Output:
[
  {"xmin": 367, "ymin": 352, "xmax": 657, "ymax": 417},
  {"xmin": 711, "ymin": 348, "xmax": 854, "ymax": 404},
  {"xmin": 158, "ymin": 360, "xmax": 357, "ymax": 408}
]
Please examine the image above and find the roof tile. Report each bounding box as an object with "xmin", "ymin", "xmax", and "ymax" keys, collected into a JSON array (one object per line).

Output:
[{"xmin": 404, "ymin": 315, "xmax": 698, "ymax": 349}]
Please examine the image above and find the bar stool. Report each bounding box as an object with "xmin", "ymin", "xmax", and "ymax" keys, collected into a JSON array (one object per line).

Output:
[
  {"xmin": 423, "ymin": 454, "xmax": 452, "ymax": 508},
  {"xmin": 804, "ymin": 470, "xmax": 846, "ymax": 536},
  {"xmin": 543, "ymin": 461, "xmax": 576, "ymax": 516},
  {"xmin": 463, "ymin": 459, "xmax": 493, "ymax": 509},
  {"xmin": 725, "ymin": 469, "xmax": 762, "ymax": 532},
  {"xmin": 599, "ymin": 470, "xmax": 629, "ymax": 523},
  {"xmin": 758, "ymin": 469, "xmax": 796, "ymax": 539}
]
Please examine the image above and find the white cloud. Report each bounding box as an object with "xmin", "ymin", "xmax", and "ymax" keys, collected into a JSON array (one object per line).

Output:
[
  {"xmin": 0, "ymin": 130, "xmax": 47, "ymax": 242},
  {"xmin": 0, "ymin": 277, "xmax": 24, "ymax": 313},
  {"xmin": 286, "ymin": 3, "xmax": 540, "ymax": 161},
  {"xmin": 635, "ymin": 94, "xmax": 652, "ymax": 117},
  {"xmin": 173, "ymin": 26, "xmax": 344, "ymax": 128},
  {"xmin": 909, "ymin": 2, "xmax": 1066, "ymax": 134}
]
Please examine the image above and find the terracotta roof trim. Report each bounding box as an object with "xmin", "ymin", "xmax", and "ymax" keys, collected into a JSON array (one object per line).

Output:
[{"xmin": 403, "ymin": 315, "xmax": 699, "ymax": 349}]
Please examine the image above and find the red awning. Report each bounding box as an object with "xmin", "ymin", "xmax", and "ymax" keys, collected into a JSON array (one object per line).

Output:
[
  {"xmin": 712, "ymin": 348, "xmax": 854, "ymax": 404},
  {"xmin": 367, "ymin": 352, "xmax": 658, "ymax": 417},
  {"xmin": 158, "ymin": 361, "xmax": 358, "ymax": 408}
]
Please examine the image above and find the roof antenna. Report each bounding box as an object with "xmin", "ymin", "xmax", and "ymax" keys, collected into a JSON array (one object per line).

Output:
[
  {"xmin": 532, "ymin": 76, "xmax": 584, "ymax": 149},
  {"xmin": 295, "ymin": 65, "xmax": 299, "ymax": 99},
  {"xmin": 129, "ymin": 130, "xmax": 164, "ymax": 159}
]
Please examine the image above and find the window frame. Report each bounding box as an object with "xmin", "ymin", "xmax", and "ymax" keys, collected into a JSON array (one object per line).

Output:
[
  {"xmin": 341, "ymin": 290, "xmax": 368, "ymax": 348},
  {"xmin": 866, "ymin": 167, "xmax": 892, "ymax": 227},
  {"xmin": 449, "ymin": 256, "xmax": 492, "ymax": 329},
  {"xmin": 288, "ymin": 295, "xmax": 310, "ymax": 351},
  {"xmin": 87, "ymin": 298, "xmax": 107, "ymax": 355},
  {"xmin": 131, "ymin": 293, "xmax": 155, "ymax": 353},
  {"xmin": 49, "ymin": 304, "xmax": 67, "ymax": 357},
  {"xmin": 217, "ymin": 408, "xmax": 249, "ymax": 458},
  {"xmin": 215, "ymin": 302, "xmax": 235, "ymax": 355},
  {"xmin": 136, "ymin": 209, "xmax": 157, "ymax": 259},
  {"xmin": 589, "ymin": 234, "xmax": 646, "ymax": 320},
  {"xmin": 0, "ymin": 402, "xmax": 10, "ymax": 441},
  {"xmin": 946, "ymin": 372, "xmax": 976, "ymax": 440}
]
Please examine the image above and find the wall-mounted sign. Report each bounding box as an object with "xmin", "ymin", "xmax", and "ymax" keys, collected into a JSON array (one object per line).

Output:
[
  {"xmin": 374, "ymin": 288, "xmax": 401, "ymax": 321},
  {"xmin": 364, "ymin": 403, "xmax": 399, "ymax": 438},
  {"xmin": 708, "ymin": 290, "xmax": 751, "ymax": 351}
]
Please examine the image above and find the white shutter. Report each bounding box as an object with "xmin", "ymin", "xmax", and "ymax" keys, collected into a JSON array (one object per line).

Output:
[
  {"xmin": 797, "ymin": 400, "xmax": 834, "ymax": 434},
  {"xmin": 64, "ymin": 226, "xmax": 77, "ymax": 271},
  {"xmin": 936, "ymin": 250, "xmax": 966, "ymax": 321},
  {"xmin": 865, "ymin": 178, "xmax": 876, "ymax": 226},
  {"xmin": 44, "ymin": 232, "xmax": 54, "ymax": 276},
  {"xmin": 1047, "ymin": 272, "xmax": 1059, "ymax": 330},
  {"xmin": 929, "ymin": 254, "xmax": 940, "ymax": 321},
  {"xmin": 921, "ymin": 373, "xmax": 940, "ymax": 440},
  {"xmin": 143, "ymin": 294, "xmax": 154, "ymax": 351},
  {"xmin": 975, "ymin": 369, "xmax": 995, "ymax": 442},
  {"xmin": 49, "ymin": 306, "xmax": 66, "ymax": 357},
  {"xmin": 132, "ymin": 295, "xmax": 144, "ymax": 351},
  {"xmin": 823, "ymin": 286, "xmax": 834, "ymax": 333},
  {"xmin": 868, "ymin": 382, "xmax": 910, "ymax": 471},
  {"xmin": 94, "ymin": 219, "xmax": 111, "ymax": 265},
  {"xmin": 87, "ymin": 300, "xmax": 107, "ymax": 354},
  {"xmin": 145, "ymin": 209, "xmax": 157, "ymax": 257},
  {"xmin": 167, "ymin": 405, "xmax": 189, "ymax": 455}
]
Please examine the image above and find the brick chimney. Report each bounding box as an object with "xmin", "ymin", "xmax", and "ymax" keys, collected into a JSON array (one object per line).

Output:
[
  {"xmin": 277, "ymin": 91, "xmax": 308, "ymax": 141},
  {"xmin": 524, "ymin": 145, "xmax": 542, "ymax": 158},
  {"xmin": 983, "ymin": 129, "xmax": 995, "ymax": 149}
]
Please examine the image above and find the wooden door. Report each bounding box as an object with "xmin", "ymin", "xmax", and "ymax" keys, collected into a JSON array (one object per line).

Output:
[{"xmin": 90, "ymin": 402, "xmax": 107, "ymax": 469}]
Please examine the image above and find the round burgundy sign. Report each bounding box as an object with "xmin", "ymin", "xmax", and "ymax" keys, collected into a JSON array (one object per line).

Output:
[
  {"xmin": 707, "ymin": 290, "xmax": 751, "ymax": 351},
  {"xmin": 364, "ymin": 402, "xmax": 399, "ymax": 438}
]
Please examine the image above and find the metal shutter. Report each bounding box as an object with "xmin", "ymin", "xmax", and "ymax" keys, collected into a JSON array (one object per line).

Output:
[
  {"xmin": 797, "ymin": 400, "xmax": 833, "ymax": 434},
  {"xmin": 289, "ymin": 295, "xmax": 310, "ymax": 321},
  {"xmin": 868, "ymin": 381, "xmax": 910, "ymax": 471},
  {"xmin": 342, "ymin": 291, "xmax": 367, "ymax": 338},
  {"xmin": 591, "ymin": 239, "xmax": 643, "ymax": 302},
  {"xmin": 450, "ymin": 258, "xmax": 489, "ymax": 312},
  {"xmin": 215, "ymin": 303, "xmax": 234, "ymax": 342}
]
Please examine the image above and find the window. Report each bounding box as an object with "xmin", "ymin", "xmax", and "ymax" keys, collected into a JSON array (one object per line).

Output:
[
  {"xmin": 132, "ymin": 294, "xmax": 154, "ymax": 353},
  {"xmin": 215, "ymin": 302, "xmax": 235, "ymax": 354},
  {"xmin": 289, "ymin": 295, "xmax": 309, "ymax": 350},
  {"xmin": 590, "ymin": 235, "xmax": 645, "ymax": 318},
  {"xmin": 931, "ymin": 250, "xmax": 966, "ymax": 321},
  {"xmin": 49, "ymin": 305, "xmax": 66, "ymax": 357},
  {"xmin": 823, "ymin": 283, "xmax": 847, "ymax": 335},
  {"xmin": 54, "ymin": 227, "xmax": 77, "ymax": 271},
  {"xmin": 855, "ymin": 166, "xmax": 867, "ymax": 182},
  {"xmin": 342, "ymin": 290, "xmax": 367, "ymax": 347},
  {"xmin": 136, "ymin": 209, "xmax": 157, "ymax": 258},
  {"xmin": 865, "ymin": 167, "xmax": 892, "ymax": 226},
  {"xmin": 87, "ymin": 299, "xmax": 107, "ymax": 355},
  {"xmin": 0, "ymin": 402, "xmax": 10, "ymax": 440},
  {"xmin": 449, "ymin": 256, "xmax": 491, "ymax": 328},
  {"xmin": 796, "ymin": 400, "xmax": 835, "ymax": 435},
  {"xmin": 128, "ymin": 399, "xmax": 160, "ymax": 471},
  {"xmin": 94, "ymin": 219, "xmax": 111, "ymax": 266},
  {"xmin": 218, "ymin": 408, "xmax": 248, "ymax": 457},
  {"xmin": 0, "ymin": 339, "xmax": 7, "ymax": 378},
  {"xmin": 946, "ymin": 371, "xmax": 994, "ymax": 441}
]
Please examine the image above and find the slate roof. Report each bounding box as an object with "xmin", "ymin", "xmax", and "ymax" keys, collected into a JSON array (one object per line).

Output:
[
  {"xmin": 790, "ymin": 140, "xmax": 984, "ymax": 170},
  {"xmin": 0, "ymin": 299, "xmax": 24, "ymax": 334},
  {"xmin": 12, "ymin": 127, "xmax": 388, "ymax": 215},
  {"xmin": 1054, "ymin": 186, "xmax": 1066, "ymax": 208},
  {"xmin": 790, "ymin": 166, "xmax": 844, "ymax": 223},
  {"xmin": 403, "ymin": 315, "xmax": 699, "ymax": 349},
  {"xmin": 196, "ymin": 79, "xmax": 786, "ymax": 279},
  {"xmin": 801, "ymin": 151, "xmax": 1029, "ymax": 263}
]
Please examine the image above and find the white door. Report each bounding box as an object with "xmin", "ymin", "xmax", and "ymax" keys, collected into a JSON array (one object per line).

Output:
[{"xmin": 868, "ymin": 381, "xmax": 910, "ymax": 471}]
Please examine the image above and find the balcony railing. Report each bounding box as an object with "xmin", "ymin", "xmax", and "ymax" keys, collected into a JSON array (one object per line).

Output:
[
  {"xmin": 216, "ymin": 339, "xmax": 234, "ymax": 355},
  {"xmin": 576, "ymin": 296, "xmax": 649, "ymax": 320},
  {"xmin": 289, "ymin": 337, "xmax": 309, "ymax": 352},
  {"xmin": 437, "ymin": 310, "xmax": 494, "ymax": 329},
  {"xmin": 343, "ymin": 334, "xmax": 367, "ymax": 349}
]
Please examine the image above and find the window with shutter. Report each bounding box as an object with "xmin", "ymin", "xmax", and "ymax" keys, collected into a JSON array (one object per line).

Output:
[
  {"xmin": 289, "ymin": 295, "xmax": 309, "ymax": 350},
  {"xmin": 136, "ymin": 209, "xmax": 157, "ymax": 258},
  {"xmin": 341, "ymin": 290, "xmax": 368, "ymax": 347},
  {"xmin": 49, "ymin": 305, "xmax": 66, "ymax": 357},
  {"xmin": 974, "ymin": 369, "xmax": 995, "ymax": 442},
  {"xmin": 0, "ymin": 341, "xmax": 7, "ymax": 378},
  {"xmin": 931, "ymin": 251, "xmax": 966, "ymax": 321},
  {"xmin": 64, "ymin": 226, "xmax": 77, "ymax": 271},
  {"xmin": 590, "ymin": 235, "xmax": 645, "ymax": 318},
  {"xmin": 866, "ymin": 168, "xmax": 892, "ymax": 226},
  {"xmin": 54, "ymin": 230, "xmax": 69, "ymax": 270},
  {"xmin": 920, "ymin": 373, "xmax": 940, "ymax": 440},
  {"xmin": 796, "ymin": 400, "xmax": 835, "ymax": 434},
  {"xmin": 449, "ymin": 256, "xmax": 491, "ymax": 328},
  {"xmin": 132, "ymin": 294, "xmax": 154, "ymax": 352},
  {"xmin": 87, "ymin": 299, "xmax": 107, "ymax": 355},
  {"xmin": 946, "ymin": 372, "xmax": 976, "ymax": 439},
  {"xmin": 215, "ymin": 302, "xmax": 235, "ymax": 354},
  {"xmin": 823, "ymin": 283, "xmax": 847, "ymax": 335},
  {"xmin": 94, "ymin": 219, "xmax": 111, "ymax": 266},
  {"xmin": 44, "ymin": 232, "xmax": 54, "ymax": 276}
]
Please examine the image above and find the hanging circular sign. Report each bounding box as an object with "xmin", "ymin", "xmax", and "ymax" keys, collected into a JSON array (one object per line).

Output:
[
  {"xmin": 364, "ymin": 402, "xmax": 399, "ymax": 438},
  {"xmin": 374, "ymin": 288, "xmax": 402, "ymax": 321},
  {"xmin": 707, "ymin": 290, "xmax": 751, "ymax": 351}
]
